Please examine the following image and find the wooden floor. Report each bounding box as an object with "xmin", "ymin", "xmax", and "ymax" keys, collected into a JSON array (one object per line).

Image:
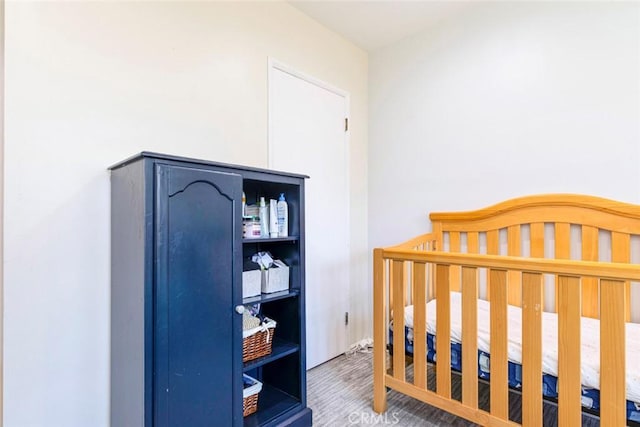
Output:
[{"xmin": 307, "ymin": 351, "xmax": 601, "ymax": 426}]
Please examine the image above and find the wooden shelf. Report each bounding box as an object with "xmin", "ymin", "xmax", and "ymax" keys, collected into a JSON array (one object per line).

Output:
[
  {"xmin": 243, "ymin": 236, "xmax": 299, "ymax": 244},
  {"xmin": 242, "ymin": 289, "xmax": 300, "ymax": 305},
  {"xmin": 243, "ymin": 384, "xmax": 302, "ymax": 427},
  {"xmin": 243, "ymin": 338, "xmax": 300, "ymax": 372}
]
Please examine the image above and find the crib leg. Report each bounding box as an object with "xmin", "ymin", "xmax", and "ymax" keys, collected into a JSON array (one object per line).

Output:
[
  {"xmin": 373, "ymin": 332, "xmax": 388, "ymax": 412},
  {"xmin": 373, "ymin": 348, "xmax": 387, "ymax": 413},
  {"xmin": 373, "ymin": 249, "xmax": 388, "ymax": 413}
]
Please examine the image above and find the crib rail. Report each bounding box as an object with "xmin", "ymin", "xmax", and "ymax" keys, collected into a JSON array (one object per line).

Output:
[{"xmin": 373, "ymin": 247, "xmax": 640, "ymax": 427}]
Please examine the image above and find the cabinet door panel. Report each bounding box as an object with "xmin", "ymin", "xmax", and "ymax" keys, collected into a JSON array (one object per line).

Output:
[{"xmin": 155, "ymin": 164, "xmax": 242, "ymax": 427}]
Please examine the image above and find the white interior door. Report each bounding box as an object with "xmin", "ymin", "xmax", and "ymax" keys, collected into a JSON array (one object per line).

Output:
[{"xmin": 269, "ymin": 61, "xmax": 350, "ymax": 369}]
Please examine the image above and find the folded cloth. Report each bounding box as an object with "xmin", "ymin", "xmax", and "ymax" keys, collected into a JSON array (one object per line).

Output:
[{"xmin": 242, "ymin": 311, "xmax": 261, "ymax": 331}]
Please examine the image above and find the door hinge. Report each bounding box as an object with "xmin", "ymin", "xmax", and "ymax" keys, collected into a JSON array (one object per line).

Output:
[
  {"xmin": 344, "ymin": 117, "xmax": 349, "ymax": 132},
  {"xmin": 345, "ymin": 312, "xmax": 349, "ymax": 326}
]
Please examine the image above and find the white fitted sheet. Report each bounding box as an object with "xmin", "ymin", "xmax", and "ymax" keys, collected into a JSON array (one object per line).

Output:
[{"xmin": 403, "ymin": 291, "xmax": 640, "ymax": 404}]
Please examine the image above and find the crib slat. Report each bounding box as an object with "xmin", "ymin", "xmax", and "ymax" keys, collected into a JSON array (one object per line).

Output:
[
  {"xmin": 530, "ymin": 223, "xmax": 545, "ymax": 258},
  {"xmin": 581, "ymin": 226, "xmax": 599, "ymax": 318},
  {"xmin": 486, "ymin": 230, "xmax": 499, "ymax": 301},
  {"xmin": 489, "ymin": 269, "xmax": 509, "ymax": 420},
  {"xmin": 373, "ymin": 248, "xmax": 387, "ymax": 413},
  {"xmin": 507, "ymin": 225, "xmax": 522, "ymax": 306},
  {"xmin": 461, "ymin": 266, "xmax": 478, "ymax": 409},
  {"xmin": 467, "ymin": 231, "xmax": 479, "ymax": 254},
  {"xmin": 522, "ymin": 272, "xmax": 543, "ymax": 427},
  {"xmin": 557, "ymin": 275, "xmax": 581, "ymax": 427},
  {"xmin": 406, "ymin": 262, "xmax": 412, "ymax": 306},
  {"xmin": 600, "ymin": 279, "xmax": 626, "ymax": 427},
  {"xmin": 530, "ymin": 223, "xmax": 545, "ymax": 306},
  {"xmin": 392, "ymin": 260, "xmax": 406, "ymax": 382},
  {"xmin": 450, "ymin": 232, "xmax": 461, "ymax": 292},
  {"xmin": 554, "ymin": 223, "xmax": 571, "ymax": 255},
  {"xmin": 413, "ymin": 262, "xmax": 427, "ymax": 389},
  {"xmin": 436, "ymin": 264, "xmax": 451, "ymax": 398},
  {"xmin": 487, "ymin": 230, "xmax": 499, "ymax": 255},
  {"xmin": 389, "ymin": 260, "xmax": 394, "ymax": 310},
  {"xmin": 611, "ymin": 232, "xmax": 631, "ymax": 322},
  {"xmin": 507, "ymin": 224, "xmax": 520, "ymax": 254},
  {"xmin": 554, "ymin": 223, "xmax": 571, "ymax": 312},
  {"xmin": 464, "ymin": 231, "xmax": 478, "ymax": 405}
]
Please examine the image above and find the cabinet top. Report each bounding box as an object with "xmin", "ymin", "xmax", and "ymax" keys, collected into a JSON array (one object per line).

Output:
[{"xmin": 108, "ymin": 152, "xmax": 309, "ymax": 179}]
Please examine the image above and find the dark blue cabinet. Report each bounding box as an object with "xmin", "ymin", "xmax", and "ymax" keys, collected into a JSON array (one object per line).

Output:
[{"xmin": 110, "ymin": 153, "xmax": 312, "ymax": 427}]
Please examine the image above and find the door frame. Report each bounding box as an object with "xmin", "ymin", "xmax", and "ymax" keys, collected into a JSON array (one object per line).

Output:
[{"xmin": 267, "ymin": 57, "xmax": 353, "ymax": 353}]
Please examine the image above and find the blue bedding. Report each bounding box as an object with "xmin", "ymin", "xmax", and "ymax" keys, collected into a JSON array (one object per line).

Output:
[{"xmin": 390, "ymin": 326, "xmax": 640, "ymax": 422}]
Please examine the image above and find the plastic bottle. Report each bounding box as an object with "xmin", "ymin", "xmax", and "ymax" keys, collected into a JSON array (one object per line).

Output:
[
  {"xmin": 277, "ymin": 193, "xmax": 288, "ymax": 237},
  {"xmin": 242, "ymin": 192, "xmax": 246, "ymax": 217},
  {"xmin": 259, "ymin": 197, "xmax": 270, "ymax": 238},
  {"xmin": 269, "ymin": 199, "xmax": 279, "ymax": 238}
]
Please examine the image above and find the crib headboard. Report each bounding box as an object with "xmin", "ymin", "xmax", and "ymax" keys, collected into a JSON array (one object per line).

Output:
[{"xmin": 428, "ymin": 194, "xmax": 640, "ymax": 320}]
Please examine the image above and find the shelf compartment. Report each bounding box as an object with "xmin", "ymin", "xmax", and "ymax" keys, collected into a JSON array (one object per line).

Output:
[
  {"xmin": 242, "ymin": 289, "xmax": 299, "ymax": 305},
  {"xmin": 243, "ymin": 383, "xmax": 302, "ymax": 427},
  {"xmin": 243, "ymin": 338, "xmax": 300, "ymax": 372},
  {"xmin": 242, "ymin": 236, "xmax": 299, "ymax": 244}
]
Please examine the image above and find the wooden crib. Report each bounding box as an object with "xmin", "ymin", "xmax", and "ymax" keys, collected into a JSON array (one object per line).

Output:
[{"xmin": 372, "ymin": 194, "xmax": 640, "ymax": 426}]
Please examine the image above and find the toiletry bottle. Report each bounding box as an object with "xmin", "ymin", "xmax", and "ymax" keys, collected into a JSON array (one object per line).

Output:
[
  {"xmin": 269, "ymin": 199, "xmax": 279, "ymax": 238},
  {"xmin": 259, "ymin": 197, "xmax": 269, "ymax": 238},
  {"xmin": 277, "ymin": 193, "xmax": 288, "ymax": 237}
]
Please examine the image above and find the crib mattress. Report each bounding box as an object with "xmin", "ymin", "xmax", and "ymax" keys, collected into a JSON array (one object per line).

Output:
[{"xmin": 391, "ymin": 292, "xmax": 640, "ymax": 421}]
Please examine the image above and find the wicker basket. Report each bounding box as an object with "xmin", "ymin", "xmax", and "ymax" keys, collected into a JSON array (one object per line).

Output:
[
  {"xmin": 243, "ymin": 374, "xmax": 262, "ymax": 417},
  {"xmin": 242, "ymin": 317, "xmax": 277, "ymax": 362}
]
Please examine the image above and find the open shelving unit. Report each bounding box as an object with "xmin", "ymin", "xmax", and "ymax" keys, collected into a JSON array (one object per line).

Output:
[{"xmin": 241, "ymin": 174, "xmax": 310, "ymax": 426}]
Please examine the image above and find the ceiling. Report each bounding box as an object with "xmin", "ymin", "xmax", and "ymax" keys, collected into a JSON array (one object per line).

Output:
[{"xmin": 289, "ymin": 1, "xmax": 474, "ymax": 52}]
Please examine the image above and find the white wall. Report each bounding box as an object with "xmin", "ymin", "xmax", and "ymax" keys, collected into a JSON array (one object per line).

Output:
[
  {"xmin": 4, "ymin": 2, "xmax": 367, "ymax": 425},
  {"xmin": 370, "ymin": 2, "xmax": 640, "ymax": 246},
  {"xmin": 369, "ymin": 2, "xmax": 640, "ymax": 320}
]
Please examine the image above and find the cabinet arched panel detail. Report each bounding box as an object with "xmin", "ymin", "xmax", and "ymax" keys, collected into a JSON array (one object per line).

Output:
[
  {"xmin": 163, "ymin": 163, "xmax": 239, "ymax": 201},
  {"xmin": 167, "ymin": 178, "xmax": 235, "ymax": 202}
]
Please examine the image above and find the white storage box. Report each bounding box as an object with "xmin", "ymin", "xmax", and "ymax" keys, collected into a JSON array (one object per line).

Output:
[
  {"xmin": 262, "ymin": 260, "xmax": 289, "ymax": 294},
  {"xmin": 242, "ymin": 269, "xmax": 261, "ymax": 298}
]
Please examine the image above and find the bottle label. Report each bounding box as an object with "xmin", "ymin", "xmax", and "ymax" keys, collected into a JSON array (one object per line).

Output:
[
  {"xmin": 277, "ymin": 204, "xmax": 287, "ymax": 237},
  {"xmin": 243, "ymin": 218, "xmax": 261, "ymax": 239}
]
